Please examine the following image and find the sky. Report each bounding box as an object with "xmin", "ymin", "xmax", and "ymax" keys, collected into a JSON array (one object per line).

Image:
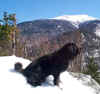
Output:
[{"xmin": 0, "ymin": 0, "xmax": 100, "ymax": 23}]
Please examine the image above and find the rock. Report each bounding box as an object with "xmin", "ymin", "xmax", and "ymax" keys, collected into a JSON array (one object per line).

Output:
[{"xmin": 70, "ymin": 72, "xmax": 100, "ymax": 94}]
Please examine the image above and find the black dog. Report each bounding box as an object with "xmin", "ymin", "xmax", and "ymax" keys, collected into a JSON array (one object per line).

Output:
[{"xmin": 15, "ymin": 43, "xmax": 80, "ymax": 86}]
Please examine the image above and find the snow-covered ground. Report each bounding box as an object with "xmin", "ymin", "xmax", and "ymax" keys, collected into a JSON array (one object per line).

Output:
[{"xmin": 0, "ymin": 55, "xmax": 99, "ymax": 94}]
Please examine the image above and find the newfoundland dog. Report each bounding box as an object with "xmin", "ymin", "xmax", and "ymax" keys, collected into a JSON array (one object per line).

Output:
[{"xmin": 15, "ymin": 42, "xmax": 81, "ymax": 86}]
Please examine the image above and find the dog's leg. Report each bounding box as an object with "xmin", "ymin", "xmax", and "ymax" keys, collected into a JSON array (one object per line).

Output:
[{"xmin": 53, "ymin": 72, "xmax": 60, "ymax": 86}]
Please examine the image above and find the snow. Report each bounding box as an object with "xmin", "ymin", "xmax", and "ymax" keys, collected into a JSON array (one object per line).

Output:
[
  {"xmin": 95, "ymin": 26, "xmax": 100, "ymax": 37},
  {"xmin": 53, "ymin": 15, "xmax": 98, "ymax": 27},
  {"xmin": 0, "ymin": 55, "xmax": 99, "ymax": 94},
  {"xmin": 54, "ymin": 15, "xmax": 97, "ymax": 23}
]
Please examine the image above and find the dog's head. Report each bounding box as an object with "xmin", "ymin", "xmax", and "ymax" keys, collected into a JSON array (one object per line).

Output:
[{"xmin": 62, "ymin": 42, "xmax": 81, "ymax": 59}]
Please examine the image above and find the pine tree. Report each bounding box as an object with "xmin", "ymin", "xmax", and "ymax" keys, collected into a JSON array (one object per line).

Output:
[
  {"xmin": 83, "ymin": 57, "xmax": 100, "ymax": 84},
  {"xmin": 9, "ymin": 13, "xmax": 17, "ymax": 54},
  {"xmin": 0, "ymin": 12, "xmax": 19, "ymax": 55}
]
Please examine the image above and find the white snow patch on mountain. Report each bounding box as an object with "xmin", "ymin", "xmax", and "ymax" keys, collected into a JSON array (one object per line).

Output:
[
  {"xmin": 0, "ymin": 56, "xmax": 99, "ymax": 94},
  {"xmin": 95, "ymin": 25, "xmax": 100, "ymax": 37},
  {"xmin": 53, "ymin": 15, "xmax": 98, "ymax": 27}
]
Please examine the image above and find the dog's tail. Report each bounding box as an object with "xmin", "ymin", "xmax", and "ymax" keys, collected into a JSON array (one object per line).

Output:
[{"xmin": 14, "ymin": 62, "xmax": 23, "ymax": 73}]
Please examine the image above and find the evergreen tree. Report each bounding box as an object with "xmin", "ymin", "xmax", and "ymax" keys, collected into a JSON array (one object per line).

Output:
[
  {"xmin": 83, "ymin": 57, "xmax": 100, "ymax": 84},
  {"xmin": 0, "ymin": 12, "xmax": 19, "ymax": 55}
]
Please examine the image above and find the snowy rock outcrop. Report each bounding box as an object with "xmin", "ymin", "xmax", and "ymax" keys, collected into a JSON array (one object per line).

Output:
[
  {"xmin": 0, "ymin": 56, "xmax": 100, "ymax": 94},
  {"xmin": 70, "ymin": 72, "xmax": 100, "ymax": 94}
]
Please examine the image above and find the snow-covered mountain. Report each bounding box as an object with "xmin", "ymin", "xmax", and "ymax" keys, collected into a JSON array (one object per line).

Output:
[
  {"xmin": 17, "ymin": 14, "xmax": 100, "ymax": 71},
  {"xmin": 53, "ymin": 15, "xmax": 99, "ymax": 27},
  {"xmin": 0, "ymin": 56, "xmax": 100, "ymax": 94}
]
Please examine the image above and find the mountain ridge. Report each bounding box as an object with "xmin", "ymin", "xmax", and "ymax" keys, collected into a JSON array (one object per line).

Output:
[{"xmin": 16, "ymin": 14, "xmax": 100, "ymax": 71}]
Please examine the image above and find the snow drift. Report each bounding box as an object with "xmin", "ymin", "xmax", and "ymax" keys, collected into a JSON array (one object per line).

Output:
[{"xmin": 0, "ymin": 55, "xmax": 99, "ymax": 94}]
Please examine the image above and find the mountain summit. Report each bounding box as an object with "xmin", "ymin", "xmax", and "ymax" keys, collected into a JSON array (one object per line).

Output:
[
  {"xmin": 53, "ymin": 15, "xmax": 98, "ymax": 27},
  {"xmin": 54, "ymin": 15, "xmax": 97, "ymax": 22}
]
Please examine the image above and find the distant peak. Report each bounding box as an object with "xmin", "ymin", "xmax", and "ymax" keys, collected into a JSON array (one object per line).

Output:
[
  {"xmin": 53, "ymin": 14, "xmax": 98, "ymax": 28},
  {"xmin": 53, "ymin": 14, "xmax": 97, "ymax": 23}
]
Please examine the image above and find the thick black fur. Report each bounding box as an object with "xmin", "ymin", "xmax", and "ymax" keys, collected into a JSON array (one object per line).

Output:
[{"xmin": 15, "ymin": 43, "xmax": 80, "ymax": 86}]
